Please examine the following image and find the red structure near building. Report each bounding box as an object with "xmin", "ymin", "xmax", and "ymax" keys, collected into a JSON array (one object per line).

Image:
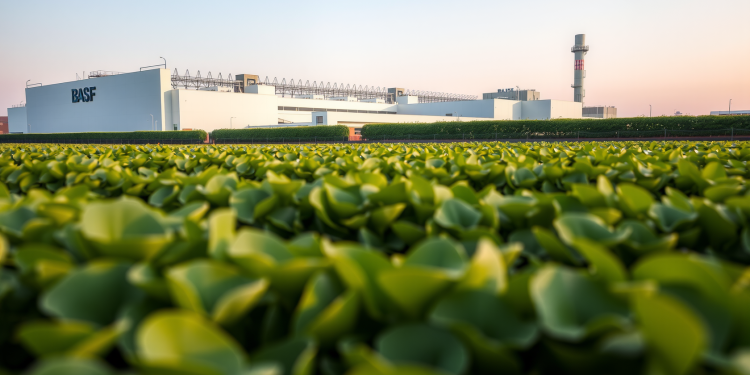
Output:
[{"xmin": 0, "ymin": 117, "xmax": 8, "ymax": 134}]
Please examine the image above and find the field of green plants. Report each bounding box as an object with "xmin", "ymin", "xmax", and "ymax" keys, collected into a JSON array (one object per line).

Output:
[{"xmin": 1, "ymin": 140, "xmax": 750, "ymax": 375}]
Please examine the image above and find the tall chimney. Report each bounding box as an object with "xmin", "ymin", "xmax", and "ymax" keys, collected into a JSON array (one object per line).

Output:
[{"xmin": 571, "ymin": 34, "xmax": 589, "ymax": 104}]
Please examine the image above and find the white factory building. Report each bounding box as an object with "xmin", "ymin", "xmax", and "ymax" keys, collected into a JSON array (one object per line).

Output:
[{"xmin": 7, "ymin": 68, "xmax": 584, "ymax": 134}]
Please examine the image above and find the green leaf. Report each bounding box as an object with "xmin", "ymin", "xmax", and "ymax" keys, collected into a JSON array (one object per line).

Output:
[
  {"xmin": 617, "ymin": 183, "xmax": 655, "ymax": 217},
  {"xmin": 402, "ymin": 238, "xmax": 468, "ymax": 277},
  {"xmin": 293, "ymin": 271, "xmax": 359, "ymax": 343},
  {"xmin": 430, "ymin": 290, "xmax": 538, "ymax": 349},
  {"xmin": 375, "ymin": 324, "xmax": 468, "ymax": 375},
  {"xmin": 553, "ymin": 213, "xmax": 629, "ymax": 247},
  {"xmin": 635, "ymin": 293, "xmax": 706, "ymax": 375},
  {"xmin": 166, "ymin": 259, "xmax": 268, "ymax": 325},
  {"xmin": 137, "ymin": 310, "xmax": 246, "ymax": 375},
  {"xmin": 532, "ymin": 226, "xmax": 581, "ymax": 265},
  {"xmin": 41, "ymin": 261, "xmax": 139, "ymax": 326},
  {"xmin": 251, "ymin": 337, "xmax": 317, "ymax": 375},
  {"xmin": 701, "ymin": 161, "xmax": 727, "ymax": 182},
  {"xmin": 571, "ymin": 238, "xmax": 627, "ymax": 283},
  {"xmin": 27, "ymin": 358, "xmax": 113, "ymax": 375},
  {"xmin": 648, "ymin": 203, "xmax": 697, "ymax": 232},
  {"xmin": 530, "ymin": 265, "xmax": 629, "ymax": 341},
  {"xmin": 434, "ymin": 198, "xmax": 481, "ymax": 231},
  {"xmin": 323, "ymin": 240, "xmax": 394, "ymax": 319},
  {"xmin": 455, "ymin": 238, "xmax": 507, "ymax": 294},
  {"xmin": 228, "ymin": 228, "xmax": 293, "ymax": 277},
  {"xmin": 230, "ymin": 188, "xmax": 272, "ymax": 225},
  {"xmin": 208, "ymin": 208, "xmax": 236, "ymax": 261},
  {"xmin": 80, "ymin": 197, "xmax": 172, "ymax": 260}
]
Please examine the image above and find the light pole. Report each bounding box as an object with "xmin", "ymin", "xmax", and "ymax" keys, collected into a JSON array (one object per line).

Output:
[
  {"xmin": 160, "ymin": 57, "xmax": 166, "ymax": 69},
  {"xmin": 150, "ymin": 114, "xmax": 154, "ymax": 131},
  {"xmin": 729, "ymin": 99, "xmax": 732, "ymax": 116},
  {"xmin": 230, "ymin": 117, "xmax": 236, "ymax": 129}
]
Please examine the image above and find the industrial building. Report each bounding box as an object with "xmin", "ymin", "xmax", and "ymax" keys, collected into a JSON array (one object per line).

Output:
[
  {"xmin": 710, "ymin": 110, "xmax": 750, "ymax": 116},
  {"xmin": 6, "ymin": 69, "xmax": 583, "ymax": 134},
  {"xmin": 0, "ymin": 116, "xmax": 7, "ymax": 134},
  {"xmin": 6, "ymin": 35, "xmax": 604, "ymax": 134},
  {"xmin": 583, "ymin": 106, "xmax": 617, "ymax": 119}
]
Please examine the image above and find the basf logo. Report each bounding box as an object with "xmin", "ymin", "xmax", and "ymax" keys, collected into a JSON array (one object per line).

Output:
[{"xmin": 71, "ymin": 87, "xmax": 97, "ymax": 103}]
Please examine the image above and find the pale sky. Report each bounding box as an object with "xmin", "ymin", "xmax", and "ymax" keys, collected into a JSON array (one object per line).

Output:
[{"xmin": 1, "ymin": 0, "xmax": 748, "ymax": 117}]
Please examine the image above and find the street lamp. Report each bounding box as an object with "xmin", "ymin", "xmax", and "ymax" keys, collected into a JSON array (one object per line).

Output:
[
  {"xmin": 230, "ymin": 117, "xmax": 236, "ymax": 129},
  {"xmin": 26, "ymin": 80, "xmax": 30, "ymax": 88},
  {"xmin": 150, "ymin": 114, "xmax": 154, "ymax": 131},
  {"xmin": 160, "ymin": 57, "xmax": 166, "ymax": 69}
]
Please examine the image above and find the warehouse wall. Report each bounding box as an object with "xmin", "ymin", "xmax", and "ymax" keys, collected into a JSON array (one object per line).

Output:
[
  {"xmin": 312, "ymin": 111, "xmax": 488, "ymax": 127},
  {"xmin": 548, "ymin": 100, "xmax": 583, "ymax": 119},
  {"xmin": 396, "ymin": 99, "xmax": 501, "ymax": 119},
  {"xmin": 8, "ymin": 107, "xmax": 27, "ymax": 133},
  {"xmin": 24, "ymin": 69, "xmax": 171, "ymax": 133},
  {"xmin": 520, "ymin": 100, "xmax": 552, "ymax": 120},
  {"xmin": 518, "ymin": 100, "xmax": 582, "ymax": 120},
  {"xmin": 172, "ymin": 90, "xmax": 278, "ymax": 132}
]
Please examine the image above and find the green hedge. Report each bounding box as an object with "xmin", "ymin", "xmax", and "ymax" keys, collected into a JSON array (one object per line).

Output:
[
  {"xmin": 361, "ymin": 116, "xmax": 750, "ymax": 137},
  {"xmin": 0, "ymin": 130, "xmax": 207, "ymax": 143},
  {"xmin": 212, "ymin": 125, "xmax": 350, "ymax": 140}
]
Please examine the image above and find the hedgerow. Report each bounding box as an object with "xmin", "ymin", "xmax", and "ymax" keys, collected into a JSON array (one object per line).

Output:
[
  {"xmin": 213, "ymin": 125, "xmax": 350, "ymax": 141},
  {"xmin": 361, "ymin": 115, "xmax": 750, "ymax": 137},
  {"xmin": 0, "ymin": 130, "xmax": 207, "ymax": 142}
]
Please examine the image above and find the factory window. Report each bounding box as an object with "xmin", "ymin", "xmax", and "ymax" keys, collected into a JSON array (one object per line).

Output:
[{"xmin": 316, "ymin": 116, "xmax": 323, "ymax": 124}]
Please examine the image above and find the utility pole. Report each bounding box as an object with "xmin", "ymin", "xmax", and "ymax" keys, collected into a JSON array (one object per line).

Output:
[{"xmin": 150, "ymin": 114, "xmax": 154, "ymax": 131}]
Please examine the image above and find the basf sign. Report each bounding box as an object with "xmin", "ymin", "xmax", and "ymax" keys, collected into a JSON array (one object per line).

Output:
[{"xmin": 71, "ymin": 87, "xmax": 96, "ymax": 103}]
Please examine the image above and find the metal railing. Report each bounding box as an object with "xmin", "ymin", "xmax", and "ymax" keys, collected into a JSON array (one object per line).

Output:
[
  {"xmin": 88, "ymin": 71, "xmax": 126, "ymax": 78},
  {"xmin": 571, "ymin": 45, "xmax": 590, "ymax": 52}
]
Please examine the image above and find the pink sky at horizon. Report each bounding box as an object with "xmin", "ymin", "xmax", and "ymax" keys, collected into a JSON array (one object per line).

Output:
[{"xmin": 1, "ymin": 0, "xmax": 748, "ymax": 118}]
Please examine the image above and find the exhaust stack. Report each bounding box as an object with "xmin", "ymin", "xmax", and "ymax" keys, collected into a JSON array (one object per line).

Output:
[{"xmin": 571, "ymin": 34, "xmax": 589, "ymax": 104}]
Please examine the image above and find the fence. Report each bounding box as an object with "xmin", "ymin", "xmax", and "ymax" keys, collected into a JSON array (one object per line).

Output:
[
  {"xmin": 0, "ymin": 138, "xmax": 205, "ymax": 145},
  {"xmin": 215, "ymin": 128, "xmax": 749, "ymax": 144}
]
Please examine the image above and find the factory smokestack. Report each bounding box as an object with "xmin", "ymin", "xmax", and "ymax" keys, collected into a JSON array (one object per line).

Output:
[{"xmin": 571, "ymin": 34, "xmax": 589, "ymax": 104}]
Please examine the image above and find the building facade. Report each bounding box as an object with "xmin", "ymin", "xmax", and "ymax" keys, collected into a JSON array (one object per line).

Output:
[
  {"xmin": 7, "ymin": 69, "xmax": 584, "ymax": 134},
  {"xmin": 583, "ymin": 106, "xmax": 618, "ymax": 119},
  {"xmin": 483, "ymin": 88, "xmax": 540, "ymax": 101},
  {"xmin": 710, "ymin": 110, "xmax": 750, "ymax": 116}
]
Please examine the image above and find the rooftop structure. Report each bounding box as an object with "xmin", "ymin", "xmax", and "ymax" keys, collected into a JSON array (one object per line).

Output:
[{"xmin": 483, "ymin": 88, "xmax": 540, "ymax": 101}]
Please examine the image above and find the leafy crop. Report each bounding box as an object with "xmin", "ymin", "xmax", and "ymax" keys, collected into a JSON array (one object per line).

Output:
[
  {"xmin": 0, "ymin": 130, "xmax": 208, "ymax": 143},
  {"xmin": 1, "ymin": 140, "xmax": 750, "ymax": 374},
  {"xmin": 361, "ymin": 115, "xmax": 750, "ymax": 138}
]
